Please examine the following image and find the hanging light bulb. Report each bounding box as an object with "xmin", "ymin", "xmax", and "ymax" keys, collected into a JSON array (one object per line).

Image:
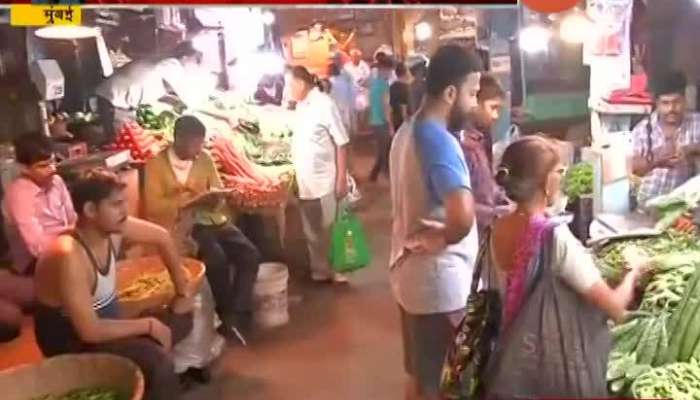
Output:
[
  {"xmin": 262, "ymin": 11, "xmax": 275, "ymax": 26},
  {"xmin": 415, "ymin": 22, "xmax": 433, "ymax": 42},
  {"xmin": 518, "ymin": 24, "xmax": 552, "ymax": 54},
  {"xmin": 560, "ymin": 12, "xmax": 593, "ymax": 44}
]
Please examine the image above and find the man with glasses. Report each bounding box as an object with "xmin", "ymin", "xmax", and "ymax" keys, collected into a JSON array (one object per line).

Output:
[
  {"xmin": 0, "ymin": 133, "xmax": 76, "ymax": 342},
  {"xmin": 3, "ymin": 133, "xmax": 77, "ymax": 275}
]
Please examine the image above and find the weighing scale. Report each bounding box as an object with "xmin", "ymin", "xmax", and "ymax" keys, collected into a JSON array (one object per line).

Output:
[
  {"xmin": 29, "ymin": 59, "xmax": 64, "ymax": 138},
  {"xmin": 584, "ymin": 134, "xmax": 662, "ymax": 243}
]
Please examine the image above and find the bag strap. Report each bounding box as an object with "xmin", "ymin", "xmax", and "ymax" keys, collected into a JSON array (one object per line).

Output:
[
  {"xmin": 335, "ymin": 199, "xmax": 349, "ymax": 221},
  {"xmin": 470, "ymin": 225, "xmax": 493, "ymax": 294}
]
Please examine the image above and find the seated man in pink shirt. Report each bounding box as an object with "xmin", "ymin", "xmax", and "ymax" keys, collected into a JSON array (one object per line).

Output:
[{"xmin": 0, "ymin": 133, "xmax": 77, "ymax": 341}]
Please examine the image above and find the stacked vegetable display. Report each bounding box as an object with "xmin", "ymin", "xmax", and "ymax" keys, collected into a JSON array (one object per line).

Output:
[
  {"xmin": 106, "ymin": 121, "xmax": 167, "ymax": 162},
  {"xmin": 646, "ymin": 175, "xmax": 700, "ymax": 231},
  {"xmin": 236, "ymin": 115, "xmax": 293, "ymax": 167},
  {"xmin": 210, "ymin": 136, "xmax": 291, "ymax": 209},
  {"xmin": 600, "ymin": 236, "xmax": 700, "ymax": 397},
  {"xmin": 596, "ymin": 231, "xmax": 700, "ymax": 284},
  {"xmin": 136, "ymin": 105, "xmax": 178, "ymax": 135},
  {"xmin": 632, "ymin": 360, "xmax": 700, "ymax": 400},
  {"xmin": 563, "ymin": 162, "xmax": 594, "ymax": 201}
]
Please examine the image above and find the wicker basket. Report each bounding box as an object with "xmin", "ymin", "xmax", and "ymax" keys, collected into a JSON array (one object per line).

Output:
[
  {"xmin": 117, "ymin": 256, "xmax": 205, "ymax": 318},
  {"xmin": 0, "ymin": 354, "xmax": 144, "ymax": 400}
]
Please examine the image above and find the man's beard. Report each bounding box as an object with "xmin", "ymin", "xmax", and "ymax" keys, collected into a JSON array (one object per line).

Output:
[
  {"xmin": 447, "ymin": 105, "xmax": 469, "ymax": 133},
  {"xmin": 663, "ymin": 112, "xmax": 683, "ymax": 126}
]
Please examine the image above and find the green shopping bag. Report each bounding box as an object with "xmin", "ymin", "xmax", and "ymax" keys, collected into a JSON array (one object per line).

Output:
[{"xmin": 329, "ymin": 205, "xmax": 371, "ymax": 273}]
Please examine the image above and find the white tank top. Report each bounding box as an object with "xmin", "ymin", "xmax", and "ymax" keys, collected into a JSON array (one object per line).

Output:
[{"xmin": 72, "ymin": 233, "xmax": 117, "ymax": 311}]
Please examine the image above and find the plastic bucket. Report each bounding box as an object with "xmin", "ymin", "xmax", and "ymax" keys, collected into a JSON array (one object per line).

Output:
[{"xmin": 253, "ymin": 262, "xmax": 290, "ymax": 329}]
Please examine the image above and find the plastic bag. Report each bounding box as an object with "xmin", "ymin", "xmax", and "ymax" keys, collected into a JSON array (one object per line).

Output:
[
  {"xmin": 346, "ymin": 175, "xmax": 362, "ymax": 207},
  {"xmin": 480, "ymin": 230, "xmax": 611, "ymax": 399},
  {"xmin": 173, "ymin": 281, "xmax": 225, "ymax": 374},
  {"xmin": 329, "ymin": 205, "xmax": 371, "ymax": 273}
]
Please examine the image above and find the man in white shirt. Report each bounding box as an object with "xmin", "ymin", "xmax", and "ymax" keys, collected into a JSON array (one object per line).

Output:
[
  {"xmin": 96, "ymin": 41, "xmax": 230, "ymax": 143},
  {"xmin": 344, "ymin": 49, "xmax": 371, "ymax": 89},
  {"xmin": 287, "ymin": 66, "xmax": 350, "ymax": 284}
]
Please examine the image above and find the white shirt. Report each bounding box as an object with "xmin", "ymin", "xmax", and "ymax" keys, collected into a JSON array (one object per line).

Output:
[
  {"xmin": 344, "ymin": 61, "xmax": 371, "ymax": 87},
  {"xmin": 291, "ymin": 89, "xmax": 349, "ymax": 200},
  {"xmin": 168, "ymin": 148, "xmax": 193, "ymax": 185},
  {"xmin": 491, "ymin": 224, "xmax": 602, "ymax": 295},
  {"xmin": 95, "ymin": 58, "xmax": 201, "ymax": 110}
]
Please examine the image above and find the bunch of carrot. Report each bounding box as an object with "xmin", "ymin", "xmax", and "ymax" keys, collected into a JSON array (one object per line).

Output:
[
  {"xmin": 211, "ymin": 136, "xmax": 288, "ymax": 209},
  {"xmin": 106, "ymin": 121, "xmax": 164, "ymax": 162}
]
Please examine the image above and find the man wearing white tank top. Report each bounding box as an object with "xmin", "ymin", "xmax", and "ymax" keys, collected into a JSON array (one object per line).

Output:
[{"xmin": 34, "ymin": 169, "xmax": 195, "ymax": 400}]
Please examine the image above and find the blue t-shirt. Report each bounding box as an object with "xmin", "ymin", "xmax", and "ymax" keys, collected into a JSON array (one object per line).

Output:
[
  {"xmin": 368, "ymin": 77, "xmax": 390, "ymax": 127},
  {"xmin": 414, "ymin": 119, "xmax": 471, "ymax": 206}
]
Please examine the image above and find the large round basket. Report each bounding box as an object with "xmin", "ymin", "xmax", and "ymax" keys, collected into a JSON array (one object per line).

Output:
[
  {"xmin": 0, "ymin": 354, "xmax": 144, "ymax": 400},
  {"xmin": 117, "ymin": 256, "xmax": 205, "ymax": 318}
]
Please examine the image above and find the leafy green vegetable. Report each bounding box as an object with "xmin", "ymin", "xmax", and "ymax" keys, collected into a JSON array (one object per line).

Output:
[
  {"xmin": 595, "ymin": 232, "xmax": 700, "ymax": 285},
  {"xmin": 32, "ymin": 387, "xmax": 126, "ymax": 400},
  {"xmin": 563, "ymin": 162, "xmax": 593, "ymax": 201},
  {"xmin": 631, "ymin": 360, "xmax": 700, "ymax": 399}
]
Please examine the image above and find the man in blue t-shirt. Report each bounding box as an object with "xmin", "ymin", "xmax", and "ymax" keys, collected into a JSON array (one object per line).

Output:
[
  {"xmin": 389, "ymin": 45, "xmax": 483, "ymax": 400},
  {"xmin": 368, "ymin": 55, "xmax": 395, "ymax": 182}
]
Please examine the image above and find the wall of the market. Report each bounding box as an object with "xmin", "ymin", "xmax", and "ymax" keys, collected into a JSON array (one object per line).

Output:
[
  {"xmin": 275, "ymin": 9, "xmax": 398, "ymax": 76},
  {"xmin": 0, "ymin": 26, "xmax": 41, "ymax": 142},
  {"xmin": 646, "ymin": 0, "xmax": 700, "ymax": 99}
]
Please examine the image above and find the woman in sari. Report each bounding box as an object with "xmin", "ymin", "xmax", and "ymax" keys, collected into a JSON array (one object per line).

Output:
[{"xmin": 481, "ymin": 135, "xmax": 646, "ymax": 398}]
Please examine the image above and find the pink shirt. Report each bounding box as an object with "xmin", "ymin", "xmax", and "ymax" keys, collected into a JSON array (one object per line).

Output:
[{"xmin": 3, "ymin": 175, "xmax": 77, "ymax": 273}]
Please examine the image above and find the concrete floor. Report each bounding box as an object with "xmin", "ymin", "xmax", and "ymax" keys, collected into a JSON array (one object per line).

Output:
[{"xmin": 185, "ymin": 138, "xmax": 406, "ymax": 400}]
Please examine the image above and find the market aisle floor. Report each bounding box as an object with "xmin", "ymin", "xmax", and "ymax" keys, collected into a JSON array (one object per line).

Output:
[{"xmin": 185, "ymin": 137, "xmax": 405, "ymax": 400}]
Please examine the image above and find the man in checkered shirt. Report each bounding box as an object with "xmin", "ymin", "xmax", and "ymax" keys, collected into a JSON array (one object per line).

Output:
[{"xmin": 632, "ymin": 72, "xmax": 700, "ymax": 207}]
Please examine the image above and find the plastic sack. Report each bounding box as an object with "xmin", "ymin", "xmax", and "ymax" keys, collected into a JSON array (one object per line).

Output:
[
  {"xmin": 173, "ymin": 280, "xmax": 225, "ymax": 374},
  {"xmin": 329, "ymin": 205, "xmax": 371, "ymax": 273},
  {"xmin": 480, "ymin": 230, "xmax": 611, "ymax": 399}
]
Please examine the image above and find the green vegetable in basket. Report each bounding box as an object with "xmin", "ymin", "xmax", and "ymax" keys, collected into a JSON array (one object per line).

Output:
[{"xmin": 32, "ymin": 387, "xmax": 125, "ymax": 400}]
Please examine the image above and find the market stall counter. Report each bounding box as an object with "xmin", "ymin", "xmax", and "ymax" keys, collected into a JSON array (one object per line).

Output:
[{"xmin": 590, "ymin": 205, "xmax": 700, "ymax": 397}]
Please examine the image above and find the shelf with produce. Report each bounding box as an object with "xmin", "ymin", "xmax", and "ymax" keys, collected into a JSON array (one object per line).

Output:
[
  {"xmin": 595, "ymin": 229, "xmax": 700, "ymax": 397},
  {"xmin": 106, "ymin": 121, "xmax": 170, "ymax": 162},
  {"xmin": 210, "ymin": 136, "xmax": 293, "ymax": 211}
]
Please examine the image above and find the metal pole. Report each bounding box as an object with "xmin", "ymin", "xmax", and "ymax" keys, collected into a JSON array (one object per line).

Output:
[{"xmin": 518, "ymin": 4, "xmax": 527, "ymax": 107}]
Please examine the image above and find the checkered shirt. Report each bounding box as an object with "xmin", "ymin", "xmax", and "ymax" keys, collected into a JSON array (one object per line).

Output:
[{"xmin": 632, "ymin": 112, "xmax": 700, "ymax": 205}]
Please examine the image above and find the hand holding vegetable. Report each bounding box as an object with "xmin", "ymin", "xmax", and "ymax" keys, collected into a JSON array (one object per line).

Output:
[
  {"xmin": 656, "ymin": 154, "xmax": 683, "ymax": 169},
  {"xmin": 655, "ymin": 144, "xmax": 683, "ymax": 169},
  {"xmin": 621, "ymin": 246, "xmax": 652, "ymax": 276},
  {"xmin": 674, "ymin": 215, "xmax": 697, "ymax": 234}
]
